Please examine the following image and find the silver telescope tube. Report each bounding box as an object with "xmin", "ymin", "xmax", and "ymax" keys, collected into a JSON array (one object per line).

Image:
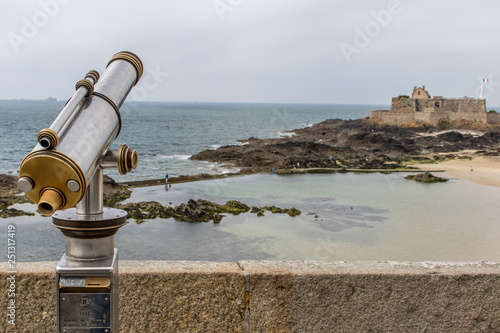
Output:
[
  {"xmin": 18, "ymin": 51, "xmax": 143, "ymax": 216},
  {"xmin": 38, "ymin": 70, "xmax": 100, "ymax": 150}
]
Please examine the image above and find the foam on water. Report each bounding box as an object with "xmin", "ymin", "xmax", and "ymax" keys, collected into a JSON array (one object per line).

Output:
[{"xmin": 160, "ymin": 154, "xmax": 191, "ymax": 160}]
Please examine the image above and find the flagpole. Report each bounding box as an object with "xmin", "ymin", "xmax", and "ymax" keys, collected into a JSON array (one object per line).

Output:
[{"xmin": 480, "ymin": 79, "xmax": 484, "ymax": 99}]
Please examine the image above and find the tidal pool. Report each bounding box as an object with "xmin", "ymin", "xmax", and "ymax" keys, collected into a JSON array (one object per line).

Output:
[{"xmin": 3, "ymin": 172, "xmax": 500, "ymax": 262}]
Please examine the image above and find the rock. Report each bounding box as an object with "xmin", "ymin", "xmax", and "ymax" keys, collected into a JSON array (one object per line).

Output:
[
  {"xmin": 405, "ymin": 172, "xmax": 448, "ymax": 183},
  {"xmin": 251, "ymin": 206, "xmax": 265, "ymax": 216},
  {"xmin": 117, "ymin": 201, "xmax": 174, "ymax": 223},
  {"xmin": 262, "ymin": 205, "xmax": 302, "ymax": 216},
  {"xmin": 263, "ymin": 205, "xmax": 285, "ymax": 214},
  {"xmin": 0, "ymin": 208, "xmax": 34, "ymax": 218},
  {"xmin": 223, "ymin": 200, "xmax": 250, "ymax": 214},
  {"xmin": 174, "ymin": 199, "xmax": 222, "ymax": 222},
  {"xmin": 285, "ymin": 207, "xmax": 302, "ymax": 217},
  {"xmin": 118, "ymin": 199, "xmax": 300, "ymax": 223},
  {"xmin": 212, "ymin": 213, "xmax": 223, "ymax": 223},
  {"xmin": 0, "ymin": 174, "xmax": 31, "ymax": 215},
  {"xmin": 0, "ymin": 174, "xmax": 19, "ymax": 192},
  {"xmin": 190, "ymin": 118, "xmax": 500, "ymax": 172},
  {"xmin": 103, "ymin": 175, "xmax": 131, "ymax": 207}
]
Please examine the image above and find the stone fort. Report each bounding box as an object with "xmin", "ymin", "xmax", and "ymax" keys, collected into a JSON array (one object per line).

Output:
[{"xmin": 370, "ymin": 86, "xmax": 500, "ymax": 125}]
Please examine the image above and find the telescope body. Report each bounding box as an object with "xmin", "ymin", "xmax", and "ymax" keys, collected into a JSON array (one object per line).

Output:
[
  {"xmin": 18, "ymin": 52, "xmax": 142, "ymax": 216},
  {"xmin": 17, "ymin": 51, "xmax": 143, "ymax": 333}
]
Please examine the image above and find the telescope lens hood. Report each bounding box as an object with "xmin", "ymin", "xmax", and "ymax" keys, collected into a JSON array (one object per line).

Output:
[{"xmin": 107, "ymin": 51, "xmax": 143, "ymax": 85}]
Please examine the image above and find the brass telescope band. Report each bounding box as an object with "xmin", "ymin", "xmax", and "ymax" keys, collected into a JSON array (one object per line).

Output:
[{"xmin": 18, "ymin": 51, "xmax": 143, "ymax": 217}]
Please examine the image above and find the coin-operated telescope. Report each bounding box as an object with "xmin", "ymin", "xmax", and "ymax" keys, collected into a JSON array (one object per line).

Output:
[{"xmin": 18, "ymin": 51, "xmax": 143, "ymax": 333}]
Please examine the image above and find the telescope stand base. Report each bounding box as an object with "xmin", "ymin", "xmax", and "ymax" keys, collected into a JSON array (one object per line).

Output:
[{"xmin": 56, "ymin": 249, "xmax": 119, "ymax": 333}]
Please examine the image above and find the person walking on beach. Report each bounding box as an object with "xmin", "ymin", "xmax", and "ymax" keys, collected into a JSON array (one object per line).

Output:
[{"xmin": 165, "ymin": 173, "xmax": 172, "ymax": 191}]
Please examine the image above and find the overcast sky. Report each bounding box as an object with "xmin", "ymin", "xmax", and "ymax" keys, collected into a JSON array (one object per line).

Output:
[{"xmin": 1, "ymin": 1, "xmax": 499, "ymax": 106}]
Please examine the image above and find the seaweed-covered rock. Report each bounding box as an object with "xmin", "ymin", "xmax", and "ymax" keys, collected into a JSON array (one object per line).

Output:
[
  {"xmin": 0, "ymin": 174, "xmax": 19, "ymax": 192},
  {"xmin": 103, "ymin": 175, "xmax": 132, "ymax": 207},
  {"xmin": 263, "ymin": 205, "xmax": 284, "ymax": 214},
  {"xmin": 117, "ymin": 201, "xmax": 174, "ymax": 223},
  {"xmin": 262, "ymin": 205, "xmax": 302, "ymax": 216},
  {"xmin": 251, "ymin": 206, "xmax": 265, "ymax": 216},
  {"xmin": 223, "ymin": 200, "xmax": 250, "ymax": 214},
  {"xmin": 174, "ymin": 199, "xmax": 223, "ymax": 222},
  {"xmin": 119, "ymin": 198, "xmax": 301, "ymax": 223},
  {"xmin": 0, "ymin": 208, "xmax": 35, "ymax": 218},
  {"xmin": 284, "ymin": 207, "xmax": 302, "ymax": 217},
  {"xmin": 405, "ymin": 171, "xmax": 448, "ymax": 183},
  {"xmin": 0, "ymin": 174, "xmax": 31, "ymax": 216}
]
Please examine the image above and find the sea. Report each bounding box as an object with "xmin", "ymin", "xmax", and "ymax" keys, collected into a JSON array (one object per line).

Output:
[
  {"xmin": 2, "ymin": 100, "xmax": 500, "ymax": 263},
  {"xmin": 0, "ymin": 100, "xmax": 376, "ymax": 181}
]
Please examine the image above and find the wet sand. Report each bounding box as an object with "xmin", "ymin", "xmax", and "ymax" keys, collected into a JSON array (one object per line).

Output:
[{"xmin": 415, "ymin": 156, "xmax": 500, "ymax": 188}]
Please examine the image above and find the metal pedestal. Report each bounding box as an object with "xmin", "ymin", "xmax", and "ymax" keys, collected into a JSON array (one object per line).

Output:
[
  {"xmin": 53, "ymin": 169, "xmax": 126, "ymax": 333},
  {"xmin": 56, "ymin": 250, "xmax": 118, "ymax": 333}
]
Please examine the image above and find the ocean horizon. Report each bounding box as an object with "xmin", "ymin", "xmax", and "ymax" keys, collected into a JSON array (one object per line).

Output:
[
  {"xmin": 2, "ymin": 100, "xmax": 500, "ymax": 262},
  {"xmin": 0, "ymin": 100, "xmax": 388, "ymax": 181}
]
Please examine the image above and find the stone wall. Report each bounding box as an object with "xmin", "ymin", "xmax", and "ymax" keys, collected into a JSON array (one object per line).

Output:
[
  {"xmin": 487, "ymin": 112, "xmax": 500, "ymax": 124},
  {"xmin": 372, "ymin": 98, "xmax": 490, "ymax": 125},
  {"xmin": 2, "ymin": 261, "xmax": 500, "ymax": 332},
  {"xmin": 370, "ymin": 110, "xmax": 416, "ymax": 125},
  {"xmin": 389, "ymin": 98, "xmax": 416, "ymax": 112}
]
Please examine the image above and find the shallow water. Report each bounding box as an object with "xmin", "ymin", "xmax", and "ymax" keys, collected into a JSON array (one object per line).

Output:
[{"xmin": 3, "ymin": 172, "xmax": 500, "ymax": 262}]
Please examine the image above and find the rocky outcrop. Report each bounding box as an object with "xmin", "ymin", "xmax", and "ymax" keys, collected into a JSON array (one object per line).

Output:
[
  {"xmin": 103, "ymin": 175, "xmax": 132, "ymax": 207},
  {"xmin": 174, "ymin": 199, "xmax": 229, "ymax": 223},
  {"xmin": 190, "ymin": 118, "xmax": 500, "ymax": 173},
  {"xmin": 1, "ymin": 208, "xmax": 34, "ymax": 218},
  {"xmin": 261, "ymin": 205, "xmax": 301, "ymax": 216},
  {"xmin": 405, "ymin": 172, "xmax": 448, "ymax": 183},
  {"xmin": 117, "ymin": 199, "xmax": 301, "ymax": 223},
  {"xmin": 0, "ymin": 174, "xmax": 31, "ymax": 218},
  {"xmin": 0, "ymin": 174, "xmax": 25, "ymax": 208}
]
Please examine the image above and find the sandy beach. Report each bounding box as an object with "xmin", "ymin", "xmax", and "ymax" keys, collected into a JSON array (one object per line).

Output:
[{"xmin": 415, "ymin": 155, "xmax": 500, "ymax": 188}]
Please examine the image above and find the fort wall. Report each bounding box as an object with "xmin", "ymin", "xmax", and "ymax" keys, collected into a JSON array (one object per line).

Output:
[
  {"xmin": 487, "ymin": 112, "xmax": 500, "ymax": 124},
  {"xmin": 389, "ymin": 97, "xmax": 416, "ymax": 112},
  {"xmin": 3, "ymin": 260, "xmax": 500, "ymax": 332},
  {"xmin": 372, "ymin": 93, "xmax": 491, "ymax": 125},
  {"xmin": 370, "ymin": 110, "xmax": 415, "ymax": 125}
]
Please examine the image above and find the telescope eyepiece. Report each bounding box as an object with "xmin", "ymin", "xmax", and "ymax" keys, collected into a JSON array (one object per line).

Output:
[
  {"xmin": 38, "ymin": 188, "xmax": 65, "ymax": 217},
  {"xmin": 37, "ymin": 128, "xmax": 59, "ymax": 149},
  {"xmin": 39, "ymin": 137, "xmax": 51, "ymax": 149},
  {"xmin": 85, "ymin": 70, "xmax": 100, "ymax": 84},
  {"xmin": 39, "ymin": 202, "xmax": 54, "ymax": 215}
]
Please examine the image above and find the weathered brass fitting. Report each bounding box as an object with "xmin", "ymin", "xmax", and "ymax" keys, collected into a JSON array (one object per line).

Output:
[
  {"xmin": 19, "ymin": 150, "xmax": 86, "ymax": 216},
  {"xmin": 117, "ymin": 144, "xmax": 138, "ymax": 175},
  {"xmin": 37, "ymin": 128, "xmax": 59, "ymax": 149}
]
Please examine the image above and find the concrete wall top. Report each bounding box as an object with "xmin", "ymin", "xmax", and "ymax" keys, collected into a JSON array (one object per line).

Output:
[
  {"xmin": 238, "ymin": 260, "xmax": 500, "ymax": 275},
  {"xmin": 6, "ymin": 260, "xmax": 500, "ymax": 275},
  {"xmin": 3, "ymin": 260, "xmax": 500, "ymax": 332}
]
